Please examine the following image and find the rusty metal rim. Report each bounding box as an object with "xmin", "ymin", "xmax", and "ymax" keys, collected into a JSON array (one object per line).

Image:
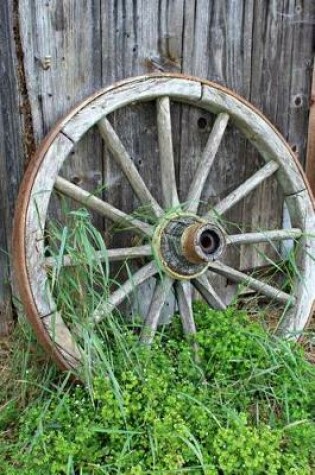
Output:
[{"xmin": 12, "ymin": 73, "xmax": 315, "ymax": 371}]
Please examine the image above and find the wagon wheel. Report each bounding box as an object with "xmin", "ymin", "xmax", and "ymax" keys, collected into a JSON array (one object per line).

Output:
[{"xmin": 13, "ymin": 74, "xmax": 315, "ymax": 371}]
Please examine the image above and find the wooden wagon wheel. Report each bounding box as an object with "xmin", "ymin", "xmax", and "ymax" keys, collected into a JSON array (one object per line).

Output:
[{"xmin": 13, "ymin": 74, "xmax": 315, "ymax": 371}]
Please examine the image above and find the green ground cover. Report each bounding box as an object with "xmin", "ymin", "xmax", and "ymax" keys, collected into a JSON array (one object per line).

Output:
[
  {"xmin": 0, "ymin": 303, "xmax": 314, "ymax": 474},
  {"xmin": 0, "ymin": 209, "xmax": 314, "ymax": 474}
]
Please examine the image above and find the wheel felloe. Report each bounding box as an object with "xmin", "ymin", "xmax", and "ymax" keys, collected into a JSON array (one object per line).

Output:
[{"xmin": 12, "ymin": 74, "xmax": 315, "ymax": 372}]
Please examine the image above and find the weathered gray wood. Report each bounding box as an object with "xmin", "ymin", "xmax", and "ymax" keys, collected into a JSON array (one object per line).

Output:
[
  {"xmin": 99, "ymin": 0, "xmax": 185, "ymax": 269},
  {"xmin": 18, "ymin": 0, "xmax": 103, "ymax": 140},
  {"xmin": 20, "ymin": 77, "xmax": 315, "ymax": 369},
  {"xmin": 157, "ymin": 97, "xmax": 179, "ymax": 208},
  {"xmin": 282, "ymin": 189, "xmax": 315, "ymax": 336},
  {"xmin": 25, "ymin": 135, "xmax": 74, "ymax": 320},
  {"xmin": 93, "ymin": 261, "xmax": 158, "ymax": 324},
  {"xmin": 181, "ymin": 0, "xmax": 314, "ymax": 271},
  {"xmin": 186, "ymin": 113, "xmax": 229, "ymax": 213},
  {"xmin": 209, "ymin": 161, "xmax": 279, "ymax": 217},
  {"xmin": 62, "ymin": 79, "xmax": 202, "ymax": 144},
  {"xmin": 55, "ymin": 176, "xmax": 152, "ymax": 237},
  {"xmin": 140, "ymin": 277, "xmax": 174, "ymax": 343},
  {"xmin": 179, "ymin": 0, "xmax": 255, "ymax": 282},
  {"xmin": 175, "ymin": 281, "xmax": 196, "ymax": 335},
  {"xmin": 208, "ymin": 261, "xmax": 295, "ymax": 305},
  {"xmin": 45, "ymin": 245, "xmax": 152, "ymax": 268},
  {"xmin": 192, "ymin": 274, "xmax": 226, "ymax": 310},
  {"xmin": 306, "ymin": 57, "xmax": 315, "ymax": 196},
  {"xmin": 22, "ymin": 136, "xmax": 82, "ymax": 367},
  {"xmin": 200, "ymin": 87, "xmax": 306, "ymax": 196},
  {"xmin": 0, "ymin": 0, "xmax": 25, "ymax": 334},
  {"xmin": 18, "ymin": 0, "xmax": 104, "ymax": 230},
  {"xmin": 101, "ymin": 0, "xmax": 185, "ymax": 83},
  {"xmin": 245, "ymin": 0, "xmax": 314, "ymax": 269},
  {"xmin": 250, "ymin": 1, "xmax": 314, "ymax": 169},
  {"xmin": 227, "ymin": 228, "xmax": 303, "ymax": 246},
  {"xmin": 7, "ymin": 0, "xmax": 314, "ymax": 352},
  {"xmin": 98, "ymin": 117, "xmax": 162, "ymax": 217},
  {"xmin": 41, "ymin": 311, "xmax": 81, "ymax": 368}
]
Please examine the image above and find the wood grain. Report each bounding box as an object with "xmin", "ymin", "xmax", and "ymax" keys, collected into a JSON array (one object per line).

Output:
[
  {"xmin": 179, "ymin": 0, "xmax": 255, "ymax": 281},
  {"xmin": 140, "ymin": 277, "xmax": 174, "ymax": 344},
  {"xmin": 209, "ymin": 161, "xmax": 279, "ymax": 217},
  {"xmin": 192, "ymin": 274, "xmax": 226, "ymax": 310},
  {"xmin": 5, "ymin": 0, "xmax": 314, "ymax": 336},
  {"xmin": 45, "ymin": 244, "xmax": 152, "ymax": 267},
  {"xmin": 157, "ymin": 96, "xmax": 180, "ymax": 208},
  {"xmin": 0, "ymin": 0, "xmax": 24, "ymax": 333},
  {"xmin": 55, "ymin": 176, "xmax": 153, "ymax": 237},
  {"xmin": 18, "ymin": 0, "xmax": 103, "ymax": 229},
  {"xmin": 98, "ymin": 117, "xmax": 163, "ymax": 216},
  {"xmin": 244, "ymin": 0, "xmax": 315, "ymax": 268},
  {"xmin": 207, "ymin": 261, "xmax": 294, "ymax": 305},
  {"xmin": 306, "ymin": 57, "xmax": 315, "ymax": 197},
  {"xmin": 93, "ymin": 261, "xmax": 158, "ymax": 324},
  {"xmin": 175, "ymin": 281, "xmax": 196, "ymax": 335},
  {"xmin": 227, "ymin": 228, "xmax": 302, "ymax": 245}
]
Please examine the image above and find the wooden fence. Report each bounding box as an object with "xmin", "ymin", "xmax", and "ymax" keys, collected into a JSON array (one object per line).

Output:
[{"xmin": 0, "ymin": 0, "xmax": 314, "ymax": 334}]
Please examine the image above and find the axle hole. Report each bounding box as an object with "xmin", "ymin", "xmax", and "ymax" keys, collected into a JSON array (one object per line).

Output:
[{"xmin": 199, "ymin": 229, "xmax": 221, "ymax": 255}]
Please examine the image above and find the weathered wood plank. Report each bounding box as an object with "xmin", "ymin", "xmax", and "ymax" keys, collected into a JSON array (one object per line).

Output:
[
  {"xmin": 62, "ymin": 79, "xmax": 201, "ymax": 143},
  {"xmin": 284, "ymin": 1, "xmax": 315, "ymax": 169},
  {"xmin": 180, "ymin": 0, "xmax": 255, "ymax": 283},
  {"xmin": 243, "ymin": 0, "xmax": 314, "ymax": 269},
  {"xmin": 306, "ymin": 57, "xmax": 315, "ymax": 197},
  {"xmin": 100, "ymin": 0, "xmax": 185, "ymax": 254},
  {"xmin": 185, "ymin": 112, "xmax": 229, "ymax": 213},
  {"xmin": 18, "ymin": 0, "xmax": 103, "ymax": 227},
  {"xmin": 12, "ymin": 0, "xmax": 315, "ymax": 330},
  {"xmin": 0, "ymin": 0, "xmax": 25, "ymax": 334}
]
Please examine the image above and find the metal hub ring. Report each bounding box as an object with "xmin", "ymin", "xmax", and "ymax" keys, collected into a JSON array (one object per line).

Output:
[{"xmin": 152, "ymin": 213, "xmax": 226, "ymax": 279}]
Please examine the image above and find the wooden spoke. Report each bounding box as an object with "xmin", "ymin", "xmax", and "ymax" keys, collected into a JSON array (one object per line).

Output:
[
  {"xmin": 93, "ymin": 261, "xmax": 158, "ymax": 323},
  {"xmin": 175, "ymin": 281, "xmax": 196, "ymax": 335},
  {"xmin": 98, "ymin": 118, "xmax": 163, "ymax": 217},
  {"xmin": 208, "ymin": 261, "xmax": 295, "ymax": 305},
  {"xmin": 207, "ymin": 160, "xmax": 279, "ymax": 217},
  {"xmin": 192, "ymin": 274, "xmax": 226, "ymax": 310},
  {"xmin": 13, "ymin": 75, "xmax": 315, "ymax": 372},
  {"xmin": 55, "ymin": 176, "xmax": 152, "ymax": 237},
  {"xmin": 140, "ymin": 277, "xmax": 174, "ymax": 344},
  {"xmin": 157, "ymin": 97, "xmax": 180, "ymax": 208},
  {"xmin": 227, "ymin": 228, "xmax": 302, "ymax": 245},
  {"xmin": 45, "ymin": 245, "xmax": 152, "ymax": 268},
  {"xmin": 186, "ymin": 113, "xmax": 229, "ymax": 213}
]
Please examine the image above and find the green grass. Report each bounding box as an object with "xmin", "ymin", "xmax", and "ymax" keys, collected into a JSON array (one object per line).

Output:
[
  {"xmin": 0, "ymin": 305, "xmax": 314, "ymax": 474},
  {"xmin": 0, "ymin": 208, "xmax": 314, "ymax": 474}
]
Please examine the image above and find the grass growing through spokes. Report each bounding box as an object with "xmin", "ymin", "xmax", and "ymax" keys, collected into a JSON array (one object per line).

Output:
[{"xmin": 0, "ymin": 208, "xmax": 314, "ymax": 474}]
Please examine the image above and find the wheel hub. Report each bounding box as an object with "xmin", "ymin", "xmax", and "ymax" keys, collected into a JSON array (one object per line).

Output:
[{"xmin": 152, "ymin": 213, "xmax": 226, "ymax": 280}]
